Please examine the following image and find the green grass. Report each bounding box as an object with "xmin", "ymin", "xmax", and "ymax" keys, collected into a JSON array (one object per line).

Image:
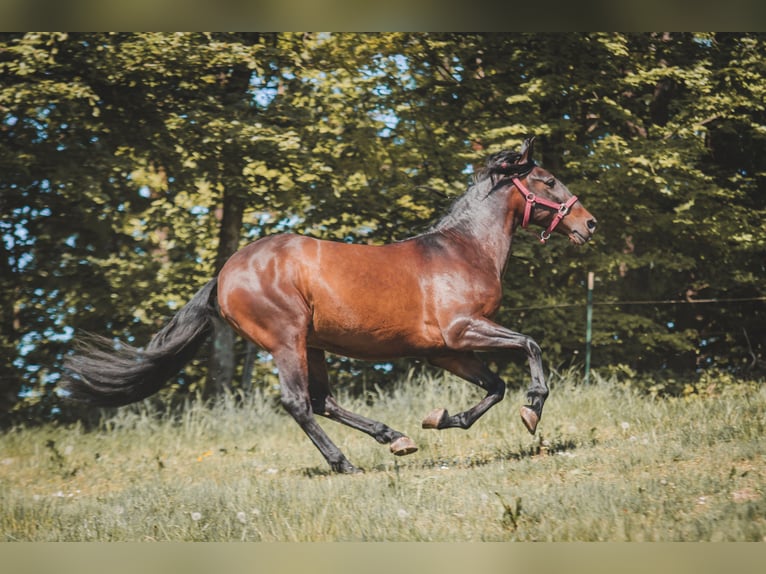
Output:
[{"xmin": 1, "ymin": 372, "xmax": 764, "ymax": 541}]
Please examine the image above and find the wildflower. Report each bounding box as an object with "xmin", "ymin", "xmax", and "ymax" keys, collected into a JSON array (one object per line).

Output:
[
  {"xmin": 397, "ymin": 508, "xmax": 410, "ymax": 519},
  {"xmin": 196, "ymin": 450, "xmax": 214, "ymax": 462},
  {"xmin": 236, "ymin": 511, "xmax": 247, "ymax": 524},
  {"xmin": 620, "ymin": 421, "xmax": 630, "ymax": 431},
  {"xmin": 190, "ymin": 512, "xmax": 202, "ymax": 521}
]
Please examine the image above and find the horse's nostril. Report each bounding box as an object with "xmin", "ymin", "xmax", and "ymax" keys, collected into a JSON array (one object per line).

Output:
[{"xmin": 587, "ymin": 219, "xmax": 597, "ymax": 231}]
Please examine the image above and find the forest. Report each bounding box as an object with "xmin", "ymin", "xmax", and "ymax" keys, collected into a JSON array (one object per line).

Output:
[{"xmin": 1, "ymin": 32, "xmax": 764, "ymax": 422}]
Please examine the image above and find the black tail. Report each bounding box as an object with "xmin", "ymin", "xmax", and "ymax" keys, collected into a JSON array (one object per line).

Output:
[{"xmin": 60, "ymin": 278, "xmax": 219, "ymax": 407}]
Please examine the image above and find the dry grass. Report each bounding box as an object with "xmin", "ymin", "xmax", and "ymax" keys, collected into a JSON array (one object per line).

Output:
[{"xmin": 1, "ymin": 372, "xmax": 764, "ymax": 541}]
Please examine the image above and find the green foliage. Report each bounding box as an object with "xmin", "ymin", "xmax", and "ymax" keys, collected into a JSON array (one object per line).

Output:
[{"xmin": 2, "ymin": 33, "xmax": 764, "ymax": 419}]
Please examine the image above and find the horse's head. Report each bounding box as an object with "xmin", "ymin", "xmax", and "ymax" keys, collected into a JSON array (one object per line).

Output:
[{"xmin": 490, "ymin": 137, "xmax": 597, "ymax": 245}]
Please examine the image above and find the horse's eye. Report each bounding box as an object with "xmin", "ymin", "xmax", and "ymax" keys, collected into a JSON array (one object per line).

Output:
[{"xmin": 545, "ymin": 178, "xmax": 556, "ymax": 187}]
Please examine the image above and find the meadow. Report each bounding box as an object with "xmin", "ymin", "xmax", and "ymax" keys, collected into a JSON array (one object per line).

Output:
[{"xmin": 1, "ymin": 371, "xmax": 764, "ymax": 542}]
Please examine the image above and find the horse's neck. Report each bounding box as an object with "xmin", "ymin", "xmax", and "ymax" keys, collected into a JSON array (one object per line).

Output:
[
  {"xmin": 468, "ymin": 211, "xmax": 517, "ymax": 278},
  {"xmin": 433, "ymin": 185, "xmax": 519, "ymax": 278}
]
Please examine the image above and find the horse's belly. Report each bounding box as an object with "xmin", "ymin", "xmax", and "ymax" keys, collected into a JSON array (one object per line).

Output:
[{"xmin": 308, "ymin": 310, "xmax": 443, "ymax": 360}]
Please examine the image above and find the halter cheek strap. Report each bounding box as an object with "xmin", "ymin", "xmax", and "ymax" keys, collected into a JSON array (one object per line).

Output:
[{"xmin": 512, "ymin": 177, "xmax": 579, "ymax": 244}]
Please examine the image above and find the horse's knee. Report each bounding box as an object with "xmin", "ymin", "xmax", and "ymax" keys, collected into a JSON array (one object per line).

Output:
[
  {"xmin": 485, "ymin": 373, "xmax": 506, "ymax": 399},
  {"xmin": 525, "ymin": 338, "xmax": 542, "ymax": 360}
]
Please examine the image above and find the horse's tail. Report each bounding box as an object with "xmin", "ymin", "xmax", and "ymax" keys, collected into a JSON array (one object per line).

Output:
[{"xmin": 61, "ymin": 278, "xmax": 219, "ymax": 407}]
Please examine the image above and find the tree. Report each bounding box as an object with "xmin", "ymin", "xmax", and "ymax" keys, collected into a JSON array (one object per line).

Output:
[
  {"xmin": 0, "ymin": 33, "xmax": 300, "ymax": 416},
  {"xmin": 2, "ymin": 33, "xmax": 764, "ymax": 423}
]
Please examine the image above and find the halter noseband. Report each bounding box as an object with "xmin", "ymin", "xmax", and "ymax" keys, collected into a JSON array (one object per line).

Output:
[{"xmin": 512, "ymin": 177, "xmax": 579, "ymax": 244}]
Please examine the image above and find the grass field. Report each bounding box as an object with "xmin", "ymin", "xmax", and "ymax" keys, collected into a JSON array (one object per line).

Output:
[{"xmin": 1, "ymin": 371, "xmax": 764, "ymax": 541}]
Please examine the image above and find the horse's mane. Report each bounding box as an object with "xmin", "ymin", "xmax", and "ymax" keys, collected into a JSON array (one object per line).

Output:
[
  {"xmin": 426, "ymin": 150, "xmax": 535, "ymax": 235},
  {"xmin": 472, "ymin": 150, "xmax": 536, "ymax": 184}
]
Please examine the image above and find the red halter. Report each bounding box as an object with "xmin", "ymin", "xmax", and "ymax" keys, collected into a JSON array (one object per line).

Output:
[{"xmin": 512, "ymin": 177, "xmax": 579, "ymax": 244}]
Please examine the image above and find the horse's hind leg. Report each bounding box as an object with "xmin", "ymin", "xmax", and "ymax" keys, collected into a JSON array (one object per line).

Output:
[
  {"xmin": 307, "ymin": 349, "xmax": 417, "ymax": 456},
  {"xmin": 273, "ymin": 345, "xmax": 361, "ymax": 474}
]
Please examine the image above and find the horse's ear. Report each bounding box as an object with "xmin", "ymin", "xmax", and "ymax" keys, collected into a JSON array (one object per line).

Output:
[{"xmin": 519, "ymin": 136, "xmax": 535, "ymax": 164}]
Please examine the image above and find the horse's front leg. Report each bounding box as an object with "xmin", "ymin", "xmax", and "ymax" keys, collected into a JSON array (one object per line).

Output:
[
  {"xmin": 422, "ymin": 351, "xmax": 505, "ymax": 430},
  {"xmin": 434, "ymin": 317, "xmax": 549, "ymax": 434}
]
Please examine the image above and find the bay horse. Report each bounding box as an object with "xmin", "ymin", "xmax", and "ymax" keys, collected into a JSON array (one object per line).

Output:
[{"xmin": 62, "ymin": 137, "xmax": 597, "ymax": 474}]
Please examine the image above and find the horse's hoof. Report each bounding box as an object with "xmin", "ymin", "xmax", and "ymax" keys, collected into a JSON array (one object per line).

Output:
[
  {"xmin": 520, "ymin": 406, "xmax": 539, "ymax": 435},
  {"xmin": 390, "ymin": 436, "xmax": 418, "ymax": 456},
  {"xmin": 333, "ymin": 461, "xmax": 364, "ymax": 474},
  {"xmin": 422, "ymin": 408, "xmax": 448, "ymax": 429}
]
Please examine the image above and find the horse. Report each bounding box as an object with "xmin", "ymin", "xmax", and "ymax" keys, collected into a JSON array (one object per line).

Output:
[{"xmin": 61, "ymin": 137, "xmax": 597, "ymax": 474}]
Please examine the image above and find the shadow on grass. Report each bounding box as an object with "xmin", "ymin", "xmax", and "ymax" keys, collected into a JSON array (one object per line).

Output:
[
  {"xmin": 413, "ymin": 433, "xmax": 581, "ymax": 471},
  {"xmin": 296, "ymin": 433, "xmax": 582, "ymax": 478}
]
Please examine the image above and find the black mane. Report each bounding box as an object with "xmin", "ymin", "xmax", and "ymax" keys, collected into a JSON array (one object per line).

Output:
[
  {"xmin": 473, "ymin": 150, "xmax": 536, "ymax": 183},
  {"xmin": 426, "ymin": 149, "xmax": 534, "ymax": 235}
]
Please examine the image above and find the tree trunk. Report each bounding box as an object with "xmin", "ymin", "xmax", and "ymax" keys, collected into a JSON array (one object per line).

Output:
[
  {"xmin": 203, "ymin": 62, "xmax": 256, "ymax": 399},
  {"xmin": 205, "ymin": 190, "xmax": 246, "ymax": 399},
  {"xmin": 241, "ymin": 342, "xmax": 257, "ymax": 392},
  {"xmin": 0, "ymin": 236, "xmax": 21, "ymax": 417}
]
